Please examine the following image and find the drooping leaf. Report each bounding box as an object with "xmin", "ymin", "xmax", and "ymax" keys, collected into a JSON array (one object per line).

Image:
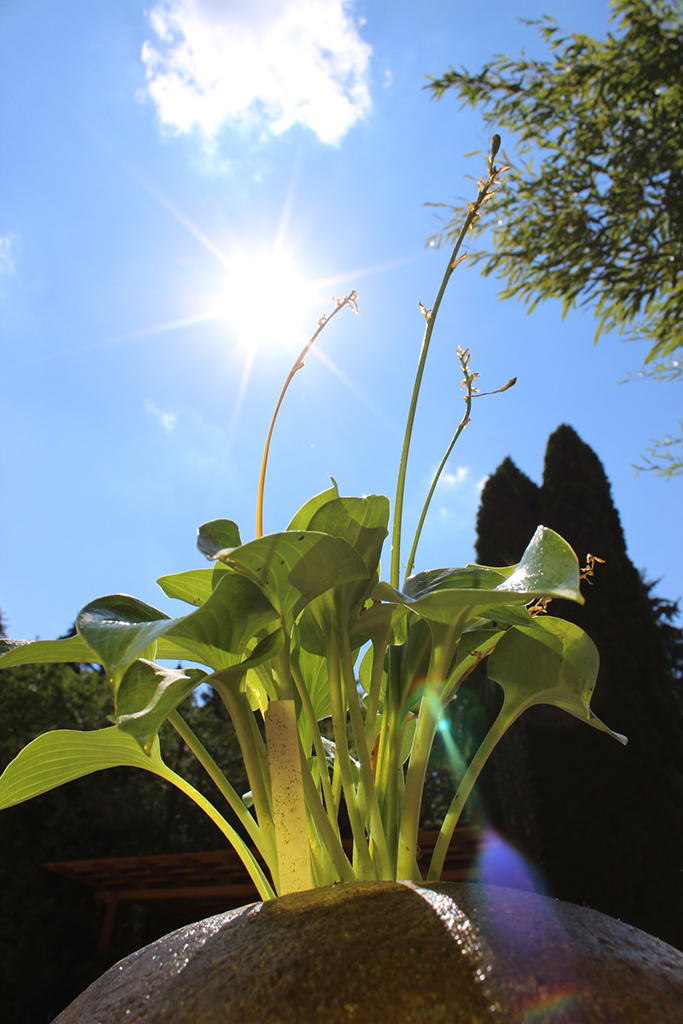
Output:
[
  {"xmin": 113, "ymin": 660, "xmax": 208, "ymax": 753},
  {"xmin": 0, "ymin": 727, "xmax": 274, "ymax": 899},
  {"xmin": 197, "ymin": 519, "xmax": 241, "ymax": 561},
  {"xmin": 286, "ymin": 483, "xmax": 339, "ymax": 531},
  {"xmin": 443, "ymin": 629, "xmax": 504, "ymax": 700},
  {"xmin": 76, "ymin": 596, "xmax": 174, "ymax": 687},
  {"xmin": 487, "ymin": 616, "xmax": 626, "ymax": 743},
  {"xmin": 224, "ymin": 531, "xmax": 369, "ymax": 632},
  {"xmin": 0, "ymin": 634, "xmax": 100, "ymax": 669}
]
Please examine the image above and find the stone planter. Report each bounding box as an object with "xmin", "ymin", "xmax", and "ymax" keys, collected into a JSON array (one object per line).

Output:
[{"xmin": 55, "ymin": 881, "xmax": 683, "ymax": 1023}]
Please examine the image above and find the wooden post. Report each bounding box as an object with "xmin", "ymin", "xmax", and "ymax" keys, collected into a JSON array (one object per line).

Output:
[{"xmin": 265, "ymin": 700, "xmax": 312, "ymax": 895}]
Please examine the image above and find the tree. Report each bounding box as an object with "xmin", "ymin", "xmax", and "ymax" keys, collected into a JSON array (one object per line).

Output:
[
  {"xmin": 428, "ymin": 0, "xmax": 683, "ymax": 476},
  {"xmin": 472, "ymin": 424, "xmax": 683, "ymax": 949}
]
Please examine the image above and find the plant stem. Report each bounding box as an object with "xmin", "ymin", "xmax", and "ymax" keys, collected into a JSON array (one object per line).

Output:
[
  {"xmin": 167, "ymin": 709, "xmax": 267, "ymax": 860},
  {"xmin": 290, "ymin": 653, "xmax": 340, "ymax": 833},
  {"xmin": 390, "ymin": 174, "xmax": 499, "ymax": 588},
  {"xmin": 213, "ymin": 681, "xmax": 278, "ymax": 885},
  {"xmin": 403, "ymin": 354, "xmax": 476, "ymax": 580},
  {"xmin": 335, "ymin": 611, "xmax": 393, "ymax": 880},
  {"xmin": 327, "ymin": 634, "xmax": 375, "ymax": 878},
  {"xmin": 427, "ymin": 703, "xmax": 515, "ymax": 881},
  {"xmin": 396, "ymin": 693, "xmax": 439, "ymax": 880},
  {"xmin": 256, "ymin": 292, "xmax": 357, "ymax": 538},
  {"xmin": 299, "ymin": 741, "xmax": 357, "ymax": 884}
]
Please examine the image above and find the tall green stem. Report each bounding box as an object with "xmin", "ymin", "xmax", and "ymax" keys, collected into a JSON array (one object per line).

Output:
[
  {"xmin": 403, "ymin": 358, "xmax": 475, "ymax": 580},
  {"xmin": 168, "ymin": 709, "xmax": 267, "ymax": 860},
  {"xmin": 335, "ymin": 610, "xmax": 393, "ymax": 879},
  {"xmin": 427, "ymin": 703, "xmax": 516, "ymax": 881},
  {"xmin": 390, "ymin": 174, "xmax": 498, "ymax": 588},
  {"xmin": 327, "ymin": 635, "xmax": 375, "ymax": 879}
]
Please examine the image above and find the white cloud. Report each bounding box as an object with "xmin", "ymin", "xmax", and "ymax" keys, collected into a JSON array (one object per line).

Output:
[
  {"xmin": 0, "ymin": 237, "xmax": 14, "ymax": 274},
  {"xmin": 141, "ymin": 0, "xmax": 372, "ymax": 145},
  {"xmin": 439, "ymin": 465, "xmax": 469, "ymax": 488},
  {"xmin": 145, "ymin": 400, "xmax": 177, "ymax": 431}
]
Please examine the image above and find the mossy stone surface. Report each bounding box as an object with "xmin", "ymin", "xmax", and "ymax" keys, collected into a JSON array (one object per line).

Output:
[{"xmin": 55, "ymin": 882, "xmax": 683, "ymax": 1024}]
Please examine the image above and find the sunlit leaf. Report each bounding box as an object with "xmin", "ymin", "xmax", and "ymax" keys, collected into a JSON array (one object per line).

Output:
[
  {"xmin": 494, "ymin": 526, "xmax": 583, "ymax": 603},
  {"xmin": 76, "ymin": 596, "xmax": 174, "ymax": 687},
  {"xmin": 156, "ymin": 568, "xmax": 216, "ymax": 607},
  {"xmin": 0, "ymin": 635, "xmax": 100, "ymax": 669},
  {"xmin": 163, "ymin": 571, "xmax": 279, "ymax": 671},
  {"xmin": 0, "ymin": 727, "xmax": 274, "ymax": 899},
  {"xmin": 286, "ymin": 484, "xmax": 339, "ymax": 531},
  {"xmin": 197, "ymin": 519, "xmax": 241, "ymax": 561},
  {"xmin": 224, "ymin": 531, "xmax": 369, "ymax": 632},
  {"xmin": 113, "ymin": 660, "xmax": 208, "ymax": 753},
  {"xmin": 487, "ymin": 616, "xmax": 626, "ymax": 743}
]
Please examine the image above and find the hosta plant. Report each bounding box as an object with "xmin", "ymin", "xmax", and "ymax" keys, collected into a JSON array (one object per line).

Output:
[{"xmin": 0, "ymin": 139, "xmax": 625, "ymax": 901}]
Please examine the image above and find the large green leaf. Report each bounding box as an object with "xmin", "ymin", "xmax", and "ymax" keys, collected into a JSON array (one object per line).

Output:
[
  {"xmin": 156, "ymin": 568, "xmax": 216, "ymax": 607},
  {"xmin": 286, "ymin": 483, "xmax": 339, "ymax": 531},
  {"xmin": 163, "ymin": 571, "xmax": 279, "ymax": 670},
  {"xmin": 308, "ymin": 495, "xmax": 390, "ymax": 577},
  {"xmin": 223, "ymin": 531, "xmax": 370, "ymax": 632},
  {"xmin": 373, "ymin": 527, "xmax": 584, "ymax": 628},
  {"xmin": 0, "ymin": 727, "xmax": 274, "ymax": 899},
  {"xmin": 494, "ymin": 526, "xmax": 584, "ymax": 603},
  {"xmin": 76, "ymin": 596, "xmax": 174, "ymax": 686},
  {"xmin": 487, "ymin": 617, "xmax": 627, "ymax": 743},
  {"xmin": 196, "ymin": 519, "xmax": 241, "ymax": 560},
  {"xmin": 0, "ymin": 635, "xmax": 100, "ymax": 669},
  {"xmin": 113, "ymin": 661, "xmax": 207, "ymax": 753}
]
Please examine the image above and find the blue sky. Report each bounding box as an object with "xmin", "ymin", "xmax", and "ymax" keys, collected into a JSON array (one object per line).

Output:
[{"xmin": 1, "ymin": 0, "xmax": 680, "ymax": 642}]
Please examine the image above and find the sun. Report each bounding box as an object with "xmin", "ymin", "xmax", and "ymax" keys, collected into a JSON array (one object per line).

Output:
[{"xmin": 217, "ymin": 250, "xmax": 323, "ymax": 353}]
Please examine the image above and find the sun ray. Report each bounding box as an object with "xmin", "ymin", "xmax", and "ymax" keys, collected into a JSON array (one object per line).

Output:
[
  {"xmin": 309, "ymin": 345, "xmax": 400, "ymax": 434},
  {"xmin": 76, "ymin": 311, "xmax": 221, "ymax": 352}
]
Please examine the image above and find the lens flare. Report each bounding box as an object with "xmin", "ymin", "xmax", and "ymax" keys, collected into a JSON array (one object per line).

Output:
[{"xmin": 217, "ymin": 251, "xmax": 322, "ymax": 352}]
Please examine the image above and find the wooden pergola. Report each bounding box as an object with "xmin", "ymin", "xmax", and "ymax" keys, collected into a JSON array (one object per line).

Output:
[{"xmin": 45, "ymin": 827, "xmax": 481, "ymax": 955}]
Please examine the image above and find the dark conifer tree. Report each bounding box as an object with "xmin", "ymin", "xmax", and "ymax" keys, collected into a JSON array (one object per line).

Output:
[{"xmin": 474, "ymin": 424, "xmax": 683, "ymax": 950}]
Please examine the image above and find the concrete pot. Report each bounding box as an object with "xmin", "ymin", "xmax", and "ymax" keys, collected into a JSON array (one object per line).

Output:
[{"xmin": 55, "ymin": 881, "xmax": 683, "ymax": 1023}]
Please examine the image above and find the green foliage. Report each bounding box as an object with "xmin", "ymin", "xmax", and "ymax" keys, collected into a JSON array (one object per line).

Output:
[
  {"xmin": 428, "ymin": 0, "xmax": 683, "ymax": 473},
  {"xmin": 0, "ymin": 158, "xmax": 625, "ymax": 902}
]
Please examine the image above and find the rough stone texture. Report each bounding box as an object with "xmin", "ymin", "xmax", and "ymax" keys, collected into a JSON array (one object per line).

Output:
[{"xmin": 55, "ymin": 882, "xmax": 683, "ymax": 1024}]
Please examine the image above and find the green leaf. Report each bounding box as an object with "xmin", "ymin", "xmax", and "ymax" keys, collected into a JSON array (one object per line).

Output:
[
  {"xmin": 308, "ymin": 495, "xmax": 390, "ymax": 577},
  {"xmin": 164, "ymin": 572, "xmax": 279, "ymax": 671},
  {"xmin": 113, "ymin": 661, "xmax": 207, "ymax": 753},
  {"xmin": 197, "ymin": 519, "xmax": 241, "ymax": 561},
  {"xmin": 76, "ymin": 596, "xmax": 174, "ymax": 687},
  {"xmin": 0, "ymin": 726, "xmax": 275, "ymax": 900},
  {"xmin": 156, "ymin": 568, "xmax": 216, "ymax": 606},
  {"xmin": 487, "ymin": 616, "xmax": 626, "ymax": 743},
  {"xmin": 373, "ymin": 527, "xmax": 584, "ymax": 628},
  {"xmin": 292, "ymin": 644, "xmax": 331, "ymax": 721},
  {"xmin": 0, "ymin": 727, "xmax": 171, "ymax": 808},
  {"xmin": 0, "ymin": 635, "xmax": 100, "ymax": 669},
  {"xmin": 286, "ymin": 483, "xmax": 339, "ymax": 531},
  {"xmin": 224, "ymin": 531, "xmax": 370, "ymax": 632},
  {"xmin": 495, "ymin": 526, "xmax": 584, "ymax": 603},
  {"xmin": 210, "ymin": 629, "xmax": 284, "ymax": 689}
]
